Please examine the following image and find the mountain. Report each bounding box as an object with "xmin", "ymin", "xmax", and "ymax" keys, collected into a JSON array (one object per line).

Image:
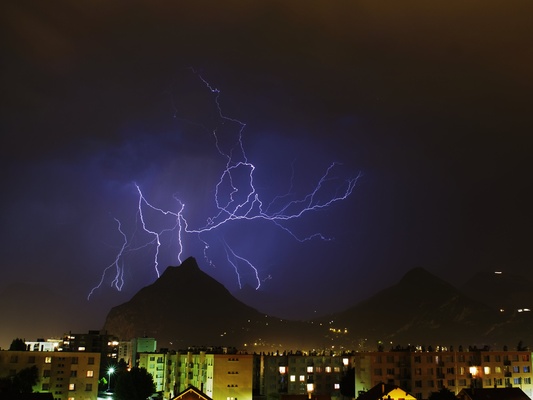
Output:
[
  {"xmin": 102, "ymin": 261, "xmax": 533, "ymax": 351},
  {"xmin": 460, "ymin": 269, "xmax": 533, "ymax": 312},
  {"xmin": 102, "ymin": 257, "xmax": 324, "ymax": 351},
  {"xmin": 459, "ymin": 269, "xmax": 533, "ymax": 347},
  {"xmin": 316, "ymin": 267, "xmax": 530, "ymax": 349}
]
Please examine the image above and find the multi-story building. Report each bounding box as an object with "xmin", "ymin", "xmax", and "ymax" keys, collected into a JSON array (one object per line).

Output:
[
  {"xmin": 119, "ymin": 337, "xmax": 158, "ymax": 368},
  {"xmin": 352, "ymin": 348, "xmax": 533, "ymax": 400},
  {"xmin": 0, "ymin": 350, "xmax": 100, "ymax": 400},
  {"xmin": 62, "ymin": 330, "xmax": 119, "ymax": 360},
  {"xmin": 175, "ymin": 348, "xmax": 254, "ymax": 400},
  {"xmin": 135, "ymin": 347, "xmax": 254, "ymax": 400},
  {"xmin": 62, "ymin": 344, "xmax": 530, "ymax": 400},
  {"xmin": 61, "ymin": 330, "xmax": 119, "ymax": 383},
  {"xmin": 138, "ymin": 350, "xmax": 178, "ymax": 395},
  {"xmin": 26, "ymin": 339, "xmax": 62, "ymax": 352},
  {"xmin": 259, "ymin": 351, "xmax": 348, "ymax": 400}
]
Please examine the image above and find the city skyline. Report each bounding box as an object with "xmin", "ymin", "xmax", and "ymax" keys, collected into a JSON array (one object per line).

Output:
[{"xmin": 1, "ymin": 2, "xmax": 532, "ymax": 346}]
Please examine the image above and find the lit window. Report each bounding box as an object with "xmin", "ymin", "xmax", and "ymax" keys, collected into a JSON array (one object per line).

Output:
[
  {"xmin": 279, "ymin": 366, "xmax": 287, "ymax": 374},
  {"xmin": 495, "ymin": 366, "xmax": 501, "ymax": 373},
  {"xmin": 45, "ymin": 357, "xmax": 52, "ymax": 364},
  {"xmin": 78, "ymin": 346, "xmax": 85, "ymax": 351},
  {"xmin": 69, "ymin": 383, "xmax": 75, "ymax": 390},
  {"xmin": 484, "ymin": 366, "xmax": 491, "ymax": 375},
  {"xmin": 307, "ymin": 366, "xmax": 313, "ymax": 373},
  {"xmin": 342, "ymin": 358, "xmax": 349, "ymax": 366},
  {"xmin": 334, "ymin": 383, "xmax": 340, "ymax": 389},
  {"xmin": 307, "ymin": 383, "xmax": 314, "ymax": 393},
  {"xmin": 325, "ymin": 366, "xmax": 332, "ymax": 373},
  {"xmin": 300, "ymin": 375, "xmax": 305, "ymax": 382},
  {"xmin": 290, "ymin": 375, "xmax": 296, "ymax": 382},
  {"xmin": 86, "ymin": 370, "xmax": 94, "ymax": 377}
]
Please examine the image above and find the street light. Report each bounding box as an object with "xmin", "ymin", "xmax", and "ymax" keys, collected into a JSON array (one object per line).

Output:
[{"xmin": 107, "ymin": 367, "xmax": 115, "ymax": 392}]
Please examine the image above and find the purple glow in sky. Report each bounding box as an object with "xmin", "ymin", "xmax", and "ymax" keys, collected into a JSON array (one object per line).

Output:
[
  {"xmin": 86, "ymin": 72, "xmax": 361, "ymax": 300},
  {"xmin": 1, "ymin": 1, "xmax": 532, "ymax": 348}
]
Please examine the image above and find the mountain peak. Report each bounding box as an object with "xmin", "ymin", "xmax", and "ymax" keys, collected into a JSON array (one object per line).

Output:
[
  {"xmin": 400, "ymin": 267, "xmax": 434, "ymax": 282},
  {"xmin": 162, "ymin": 256, "xmax": 200, "ymax": 273},
  {"xmin": 399, "ymin": 267, "xmax": 452, "ymax": 291}
]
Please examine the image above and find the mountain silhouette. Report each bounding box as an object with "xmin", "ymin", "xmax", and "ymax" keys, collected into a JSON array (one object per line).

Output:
[
  {"xmin": 460, "ymin": 269, "xmax": 533, "ymax": 312},
  {"xmin": 316, "ymin": 267, "xmax": 527, "ymax": 349},
  {"xmin": 102, "ymin": 257, "xmax": 323, "ymax": 350},
  {"xmin": 102, "ymin": 261, "xmax": 533, "ymax": 351}
]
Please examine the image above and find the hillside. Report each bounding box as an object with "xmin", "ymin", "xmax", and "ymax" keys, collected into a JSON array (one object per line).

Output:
[
  {"xmin": 102, "ymin": 261, "xmax": 533, "ymax": 351},
  {"xmin": 102, "ymin": 257, "xmax": 323, "ymax": 351}
]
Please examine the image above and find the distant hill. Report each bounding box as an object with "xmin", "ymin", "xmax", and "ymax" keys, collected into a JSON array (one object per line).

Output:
[
  {"xmin": 101, "ymin": 261, "xmax": 533, "ymax": 351},
  {"xmin": 320, "ymin": 267, "xmax": 533, "ymax": 349},
  {"xmin": 460, "ymin": 269, "xmax": 533, "ymax": 312},
  {"xmin": 458, "ymin": 269, "xmax": 533, "ymax": 347},
  {"xmin": 319, "ymin": 267, "xmax": 499, "ymax": 348}
]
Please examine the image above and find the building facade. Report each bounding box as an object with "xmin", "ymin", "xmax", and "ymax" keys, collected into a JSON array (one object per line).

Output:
[
  {"xmin": 0, "ymin": 350, "xmax": 101, "ymax": 400},
  {"xmin": 259, "ymin": 352, "xmax": 348, "ymax": 400},
  {"xmin": 352, "ymin": 348, "xmax": 533, "ymax": 400},
  {"xmin": 176, "ymin": 350, "xmax": 254, "ymax": 400},
  {"xmin": 138, "ymin": 350, "xmax": 178, "ymax": 394}
]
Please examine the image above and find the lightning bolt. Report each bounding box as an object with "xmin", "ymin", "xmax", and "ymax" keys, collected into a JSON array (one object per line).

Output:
[
  {"xmin": 87, "ymin": 218, "xmax": 126, "ymax": 300},
  {"xmin": 89, "ymin": 71, "xmax": 361, "ymax": 299}
]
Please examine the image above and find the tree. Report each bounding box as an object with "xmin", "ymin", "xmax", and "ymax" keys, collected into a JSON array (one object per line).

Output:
[
  {"xmin": 340, "ymin": 366, "xmax": 356, "ymax": 398},
  {"xmin": 428, "ymin": 387, "xmax": 456, "ymax": 400},
  {"xmin": 9, "ymin": 338, "xmax": 26, "ymax": 351},
  {"xmin": 0, "ymin": 365, "xmax": 39, "ymax": 395},
  {"xmin": 114, "ymin": 367, "xmax": 155, "ymax": 400},
  {"xmin": 517, "ymin": 340, "xmax": 528, "ymax": 351}
]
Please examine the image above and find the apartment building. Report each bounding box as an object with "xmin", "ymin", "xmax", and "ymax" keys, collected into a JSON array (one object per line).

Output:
[
  {"xmin": 0, "ymin": 350, "xmax": 101, "ymax": 400},
  {"xmin": 259, "ymin": 351, "xmax": 348, "ymax": 400},
  {"xmin": 134, "ymin": 347, "xmax": 254, "ymax": 400},
  {"xmin": 175, "ymin": 349, "xmax": 254, "ymax": 400},
  {"xmin": 354, "ymin": 348, "xmax": 533, "ymax": 400},
  {"xmin": 119, "ymin": 337, "xmax": 158, "ymax": 368},
  {"xmin": 138, "ymin": 350, "xmax": 178, "ymax": 395},
  {"xmin": 96, "ymin": 346, "xmax": 533, "ymax": 400}
]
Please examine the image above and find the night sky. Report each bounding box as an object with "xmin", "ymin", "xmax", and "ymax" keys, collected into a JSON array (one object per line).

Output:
[{"xmin": 1, "ymin": 1, "xmax": 532, "ymax": 347}]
